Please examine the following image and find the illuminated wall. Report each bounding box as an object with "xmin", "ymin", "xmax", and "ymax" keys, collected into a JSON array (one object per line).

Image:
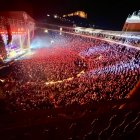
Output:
[{"xmin": 123, "ymin": 10, "xmax": 140, "ymax": 32}]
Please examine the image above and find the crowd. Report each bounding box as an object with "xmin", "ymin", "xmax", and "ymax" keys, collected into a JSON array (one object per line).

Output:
[
  {"xmin": 78, "ymin": 30, "xmax": 140, "ymax": 48},
  {"xmin": 1, "ymin": 31, "xmax": 140, "ymax": 111}
]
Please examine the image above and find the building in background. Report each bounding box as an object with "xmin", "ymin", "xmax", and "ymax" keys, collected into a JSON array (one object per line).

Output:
[
  {"xmin": 63, "ymin": 11, "xmax": 87, "ymax": 18},
  {"xmin": 123, "ymin": 10, "xmax": 140, "ymax": 32},
  {"xmin": 0, "ymin": 11, "xmax": 35, "ymax": 60}
]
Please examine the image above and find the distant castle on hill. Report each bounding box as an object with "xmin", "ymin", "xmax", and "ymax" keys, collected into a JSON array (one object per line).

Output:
[{"xmin": 63, "ymin": 11, "xmax": 87, "ymax": 18}]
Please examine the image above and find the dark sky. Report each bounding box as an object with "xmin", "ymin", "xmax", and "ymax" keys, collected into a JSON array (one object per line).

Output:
[{"xmin": 0, "ymin": 0, "xmax": 139, "ymax": 30}]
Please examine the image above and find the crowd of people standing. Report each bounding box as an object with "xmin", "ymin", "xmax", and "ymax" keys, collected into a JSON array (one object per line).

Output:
[{"xmin": 1, "ymin": 31, "xmax": 140, "ymax": 111}]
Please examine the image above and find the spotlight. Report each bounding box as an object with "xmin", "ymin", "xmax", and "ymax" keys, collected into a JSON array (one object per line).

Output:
[{"xmin": 44, "ymin": 29, "xmax": 48, "ymax": 33}]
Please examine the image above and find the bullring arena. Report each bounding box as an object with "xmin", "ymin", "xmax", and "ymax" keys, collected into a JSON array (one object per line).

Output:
[{"xmin": 0, "ymin": 12, "xmax": 140, "ymax": 140}]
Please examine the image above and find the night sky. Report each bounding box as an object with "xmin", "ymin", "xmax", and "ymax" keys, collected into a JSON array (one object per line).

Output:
[{"xmin": 0, "ymin": 0, "xmax": 139, "ymax": 30}]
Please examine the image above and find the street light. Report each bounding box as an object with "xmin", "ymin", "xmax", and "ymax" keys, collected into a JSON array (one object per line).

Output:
[{"xmin": 54, "ymin": 15, "xmax": 58, "ymax": 18}]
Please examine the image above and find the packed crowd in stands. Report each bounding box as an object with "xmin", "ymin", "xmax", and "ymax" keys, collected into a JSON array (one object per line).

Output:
[
  {"xmin": 77, "ymin": 29, "xmax": 140, "ymax": 47},
  {"xmin": 92, "ymin": 32, "xmax": 140, "ymax": 47},
  {"xmin": 1, "ymin": 31, "xmax": 140, "ymax": 111}
]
